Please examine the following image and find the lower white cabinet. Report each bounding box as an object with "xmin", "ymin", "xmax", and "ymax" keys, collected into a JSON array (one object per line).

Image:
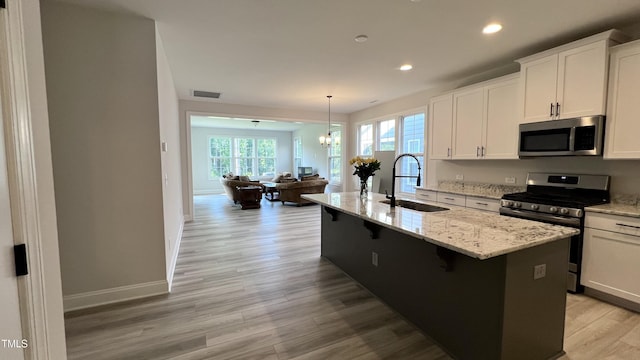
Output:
[
  {"xmin": 415, "ymin": 190, "xmax": 437, "ymax": 202},
  {"xmin": 436, "ymin": 193, "xmax": 466, "ymax": 207},
  {"xmin": 465, "ymin": 196, "xmax": 501, "ymax": 212},
  {"xmin": 582, "ymin": 212, "xmax": 640, "ymax": 305}
]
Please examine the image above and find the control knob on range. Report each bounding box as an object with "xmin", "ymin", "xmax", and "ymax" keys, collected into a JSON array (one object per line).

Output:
[
  {"xmin": 549, "ymin": 207, "xmax": 558, "ymax": 213},
  {"xmin": 559, "ymin": 208, "xmax": 569, "ymax": 215},
  {"xmin": 514, "ymin": 202, "xmax": 522, "ymax": 208},
  {"xmin": 531, "ymin": 204, "xmax": 539, "ymax": 210},
  {"xmin": 502, "ymin": 200, "xmax": 513, "ymax": 207}
]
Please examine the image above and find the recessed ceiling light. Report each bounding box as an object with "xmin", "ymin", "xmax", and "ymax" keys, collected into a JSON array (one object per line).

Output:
[
  {"xmin": 483, "ymin": 23, "xmax": 503, "ymax": 34},
  {"xmin": 354, "ymin": 34, "xmax": 368, "ymax": 43},
  {"xmin": 400, "ymin": 64, "xmax": 413, "ymax": 71}
]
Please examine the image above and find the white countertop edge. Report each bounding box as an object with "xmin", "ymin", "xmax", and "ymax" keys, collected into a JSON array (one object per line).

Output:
[{"xmin": 585, "ymin": 203, "xmax": 640, "ymax": 218}]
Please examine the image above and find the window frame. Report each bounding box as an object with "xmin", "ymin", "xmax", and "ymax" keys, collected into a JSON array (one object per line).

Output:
[{"xmin": 207, "ymin": 135, "xmax": 277, "ymax": 179}]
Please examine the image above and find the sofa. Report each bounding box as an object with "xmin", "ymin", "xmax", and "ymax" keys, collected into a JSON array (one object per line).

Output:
[
  {"xmin": 276, "ymin": 176, "xmax": 328, "ymax": 206},
  {"xmin": 220, "ymin": 177, "xmax": 264, "ymax": 204}
]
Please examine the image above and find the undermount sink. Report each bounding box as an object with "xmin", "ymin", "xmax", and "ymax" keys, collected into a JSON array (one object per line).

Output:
[{"xmin": 380, "ymin": 199, "xmax": 449, "ymax": 213}]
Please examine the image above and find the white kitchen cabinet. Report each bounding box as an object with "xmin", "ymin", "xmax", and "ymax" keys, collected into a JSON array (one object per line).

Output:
[
  {"xmin": 429, "ymin": 93, "xmax": 453, "ymax": 159},
  {"xmin": 465, "ymin": 196, "xmax": 501, "ymax": 212},
  {"xmin": 483, "ymin": 76, "xmax": 519, "ymax": 159},
  {"xmin": 415, "ymin": 189, "xmax": 437, "ymax": 202},
  {"xmin": 449, "ymin": 74, "xmax": 519, "ymax": 160},
  {"xmin": 436, "ymin": 192, "xmax": 466, "ymax": 207},
  {"xmin": 517, "ymin": 30, "xmax": 626, "ymax": 123},
  {"xmin": 582, "ymin": 212, "xmax": 640, "ymax": 306},
  {"xmin": 604, "ymin": 39, "xmax": 640, "ymax": 159},
  {"xmin": 452, "ymin": 88, "xmax": 484, "ymax": 159}
]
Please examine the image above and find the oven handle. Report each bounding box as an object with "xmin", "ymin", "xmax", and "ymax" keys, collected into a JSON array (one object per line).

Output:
[{"xmin": 499, "ymin": 207, "xmax": 581, "ymax": 228}]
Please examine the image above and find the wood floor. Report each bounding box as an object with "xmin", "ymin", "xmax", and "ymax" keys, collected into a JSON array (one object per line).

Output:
[{"xmin": 64, "ymin": 194, "xmax": 640, "ymax": 360}]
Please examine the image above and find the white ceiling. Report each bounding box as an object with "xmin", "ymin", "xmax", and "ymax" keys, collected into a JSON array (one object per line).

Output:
[{"xmin": 54, "ymin": 0, "xmax": 640, "ymax": 114}]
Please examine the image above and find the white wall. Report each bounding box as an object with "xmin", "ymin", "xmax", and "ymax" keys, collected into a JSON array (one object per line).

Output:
[
  {"xmin": 191, "ymin": 126, "xmax": 293, "ymax": 194},
  {"xmin": 41, "ymin": 3, "xmax": 168, "ymax": 310},
  {"xmin": 155, "ymin": 26, "xmax": 184, "ymax": 288},
  {"xmin": 15, "ymin": 0, "xmax": 67, "ymax": 356}
]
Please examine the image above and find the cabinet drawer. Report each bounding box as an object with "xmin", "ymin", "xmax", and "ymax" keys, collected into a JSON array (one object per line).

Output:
[
  {"xmin": 465, "ymin": 196, "xmax": 501, "ymax": 212},
  {"xmin": 585, "ymin": 212, "xmax": 640, "ymax": 237},
  {"xmin": 416, "ymin": 189, "xmax": 438, "ymax": 202},
  {"xmin": 436, "ymin": 193, "xmax": 466, "ymax": 206}
]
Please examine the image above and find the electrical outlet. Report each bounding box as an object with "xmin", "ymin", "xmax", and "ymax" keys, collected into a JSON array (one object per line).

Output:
[
  {"xmin": 533, "ymin": 264, "xmax": 546, "ymax": 280},
  {"xmin": 371, "ymin": 252, "xmax": 379, "ymax": 267},
  {"xmin": 505, "ymin": 177, "xmax": 516, "ymax": 184},
  {"xmin": 455, "ymin": 174, "xmax": 464, "ymax": 181}
]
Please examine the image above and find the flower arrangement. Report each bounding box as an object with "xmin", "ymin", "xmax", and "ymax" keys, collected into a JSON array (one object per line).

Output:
[{"xmin": 349, "ymin": 156, "xmax": 381, "ymax": 196}]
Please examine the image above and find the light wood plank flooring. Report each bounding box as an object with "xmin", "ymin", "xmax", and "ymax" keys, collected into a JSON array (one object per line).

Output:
[{"xmin": 65, "ymin": 194, "xmax": 640, "ymax": 359}]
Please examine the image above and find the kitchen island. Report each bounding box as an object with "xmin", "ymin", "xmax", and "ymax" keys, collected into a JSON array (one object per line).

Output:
[{"xmin": 302, "ymin": 192, "xmax": 580, "ymax": 360}]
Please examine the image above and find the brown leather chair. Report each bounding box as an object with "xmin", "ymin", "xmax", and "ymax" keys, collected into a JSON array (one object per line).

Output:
[
  {"xmin": 220, "ymin": 178, "xmax": 264, "ymax": 204},
  {"xmin": 276, "ymin": 178, "xmax": 328, "ymax": 206}
]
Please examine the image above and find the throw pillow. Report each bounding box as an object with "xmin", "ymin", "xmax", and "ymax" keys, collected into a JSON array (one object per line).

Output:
[
  {"xmin": 272, "ymin": 173, "xmax": 283, "ymax": 183},
  {"xmin": 302, "ymin": 174, "xmax": 320, "ymax": 181},
  {"xmin": 239, "ymin": 175, "xmax": 251, "ymax": 182}
]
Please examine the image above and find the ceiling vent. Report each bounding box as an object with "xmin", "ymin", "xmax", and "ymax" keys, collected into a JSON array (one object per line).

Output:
[{"xmin": 193, "ymin": 90, "xmax": 221, "ymax": 99}]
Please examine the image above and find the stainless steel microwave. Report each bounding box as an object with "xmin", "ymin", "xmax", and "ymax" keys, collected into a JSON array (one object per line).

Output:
[{"xmin": 518, "ymin": 116, "xmax": 605, "ymax": 157}]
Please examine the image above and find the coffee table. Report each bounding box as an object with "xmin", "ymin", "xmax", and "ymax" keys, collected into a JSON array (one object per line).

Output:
[
  {"xmin": 261, "ymin": 182, "xmax": 279, "ymax": 201},
  {"xmin": 236, "ymin": 185, "xmax": 262, "ymax": 209}
]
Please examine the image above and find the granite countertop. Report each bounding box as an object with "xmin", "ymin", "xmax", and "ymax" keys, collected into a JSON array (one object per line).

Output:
[
  {"xmin": 419, "ymin": 181, "xmax": 526, "ymax": 200},
  {"xmin": 302, "ymin": 192, "xmax": 579, "ymax": 260},
  {"xmin": 585, "ymin": 203, "xmax": 640, "ymax": 218}
]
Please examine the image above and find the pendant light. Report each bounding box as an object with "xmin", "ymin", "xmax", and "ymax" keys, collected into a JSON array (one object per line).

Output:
[{"xmin": 319, "ymin": 95, "xmax": 332, "ymax": 146}]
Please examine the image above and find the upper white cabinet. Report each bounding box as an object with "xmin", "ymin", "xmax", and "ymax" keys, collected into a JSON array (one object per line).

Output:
[
  {"xmin": 517, "ymin": 30, "xmax": 627, "ymax": 123},
  {"xmin": 604, "ymin": 39, "xmax": 640, "ymax": 159},
  {"xmin": 452, "ymin": 87, "xmax": 484, "ymax": 159},
  {"xmin": 450, "ymin": 74, "xmax": 519, "ymax": 160},
  {"xmin": 429, "ymin": 93, "xmax": 453, "ymax": 159}
]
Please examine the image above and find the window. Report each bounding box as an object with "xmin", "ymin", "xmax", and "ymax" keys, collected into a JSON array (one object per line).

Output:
[
  {"xmin": 209, "ymin": 137, "xmax": 232, "ymax": 178},
  {"xmin": 378, "ymin": 119, "xmax": 395, "ymax": 151},
  {"xmin": 399, "ymin": 113, "xmax": 425, "ymax": 193},
  {"xmin": 257, "ymin": 138, "xmax": 277, "ymax": 176},
  {"xmin": 329, "ymin": 128, "xmax": 342, "ymax": 183},
  {"xmin": 358, "ymin": 123, "xmax": 373, "ymax": 156},
  {"xmin": 208, "ymin": 136, "xmax": 276, "ymax": 178},
  {"xmin": 293, "ymin": 137, "xmax": 302, "ymax": 176}
]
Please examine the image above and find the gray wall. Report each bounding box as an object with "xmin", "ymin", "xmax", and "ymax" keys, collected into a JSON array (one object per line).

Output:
[
  {"xmin": 41, "ymin": 3, "xmax": 168, "ymax": 304},
  {"xmin": 191, "ymin": 126, "xmax": 293, "ymax": 194}
]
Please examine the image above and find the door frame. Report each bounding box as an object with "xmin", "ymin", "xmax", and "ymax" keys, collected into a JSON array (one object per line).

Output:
[{"xmin": 1, "ymin": 1, "xmax": 61, "ymax": 359}]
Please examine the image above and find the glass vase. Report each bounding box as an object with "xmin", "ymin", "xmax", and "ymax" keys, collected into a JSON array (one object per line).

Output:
[{"xmin": 359, "ymin": 179, "xmax": 369, "ymax": 199}]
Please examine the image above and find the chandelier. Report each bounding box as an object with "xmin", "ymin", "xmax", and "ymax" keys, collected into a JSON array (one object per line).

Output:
[{"xmin": 319, "ymin": 95, "xmax": 332, "ymax": 147}]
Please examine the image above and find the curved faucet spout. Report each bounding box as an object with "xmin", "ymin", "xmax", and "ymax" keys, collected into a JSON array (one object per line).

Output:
[{"xmin": 386, "ymin": 153, "xmax": 423, "ymax": 207}]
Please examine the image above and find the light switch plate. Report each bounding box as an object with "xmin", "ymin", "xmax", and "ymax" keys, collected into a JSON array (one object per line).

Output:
[{"xmin": 456, "ymin": 174, "xmax": 464, "ymax": 181}]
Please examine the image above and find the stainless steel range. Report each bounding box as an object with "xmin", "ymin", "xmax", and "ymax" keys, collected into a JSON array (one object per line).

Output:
[{"xmin": 500, "ymin": 173, "xmax": 610, "ymax": 293}]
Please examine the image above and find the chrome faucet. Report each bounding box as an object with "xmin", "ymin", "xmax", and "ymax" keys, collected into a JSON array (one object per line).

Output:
[{"xmin": 386, "ymin": 153, "xmax": 422, "ymax": 208}]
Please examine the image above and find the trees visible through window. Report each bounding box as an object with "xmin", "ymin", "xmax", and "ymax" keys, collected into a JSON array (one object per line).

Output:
[
  {"xmin": 293, "ymin": 137, "xmax": 302, "ymax": 176},
  {"xmin": 209, "ymin": 136, "xmax": 276, "ymax": 178},
  {"xmin": 329, "ymin": 128, "xmax": 342, "ymax": 183}
]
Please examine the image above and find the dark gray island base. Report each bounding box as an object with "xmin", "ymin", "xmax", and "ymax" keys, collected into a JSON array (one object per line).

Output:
[{"xmin": 320, "ymin": 205, "xmax": 570, "ymax": 360}]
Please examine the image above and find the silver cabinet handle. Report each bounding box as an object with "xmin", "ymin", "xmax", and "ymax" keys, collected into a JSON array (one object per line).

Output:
[
  {"xmin": 447, "ymin": 147, "xmax": 451, "ymax": 157},
  {"xmin": 476, "ymin": 146, "xmax": 480, "ymax": 157},
  {"xmin": 556, "ymin": 102, "xmax": 560, "ymax": 117},
  {"xmin": 475, "ymin": 202, "xmax": 488, "ymax": 206},
  {"xmin": 615, "ymin": 223, "xmax": 640, "ymax": 230},
  {"xmin": 550, "ymin": 103, "xmax": 554, "ymax": 117},
  {"xmin": 481, "ymin": 146, "xmax": 485, "ymax": 157},
  {"xmin": 444, "ymin": 197, "xmax": 455, "ymax": 201}
]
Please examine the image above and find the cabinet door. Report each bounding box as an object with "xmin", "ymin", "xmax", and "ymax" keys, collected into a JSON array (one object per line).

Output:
[
  {"xmin": 429, "ymin": 93, "xmax": 453, "ymax": 159},
  {"xmin": 556, "ymin": 41, "xmax": 608, "ymax": 119},
  {"xmin": 582, "ymin": 228, "xmax": 640, "ymax": 305},
  {"xmin": 520, "ymin": 54, "xmax": 558, "ymax": 123},
  {"xmin": 604, "ymin": 41, "xmax": 640, "ymax": 159},
  {"xmin": 452, "ymin": 88, "xmax": 484, "ymax": 159},
  {"xmin": 484, "ymin": 77, "xmax": 518, "ymax": 159}
]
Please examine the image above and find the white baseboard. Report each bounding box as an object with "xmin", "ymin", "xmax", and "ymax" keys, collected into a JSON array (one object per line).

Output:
[
  {"xmin": 167, "ymin": 219, "xmax": 184, "ymax": 292},
  {"xmin": 63, "ymin": 280, "xmax": 169, "ymax": 312}
]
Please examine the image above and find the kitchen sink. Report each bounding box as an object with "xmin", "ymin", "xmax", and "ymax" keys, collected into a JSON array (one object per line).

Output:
[{"xmin": 380, "ymin": 199, "xmax": 449, "ymax": 212}]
